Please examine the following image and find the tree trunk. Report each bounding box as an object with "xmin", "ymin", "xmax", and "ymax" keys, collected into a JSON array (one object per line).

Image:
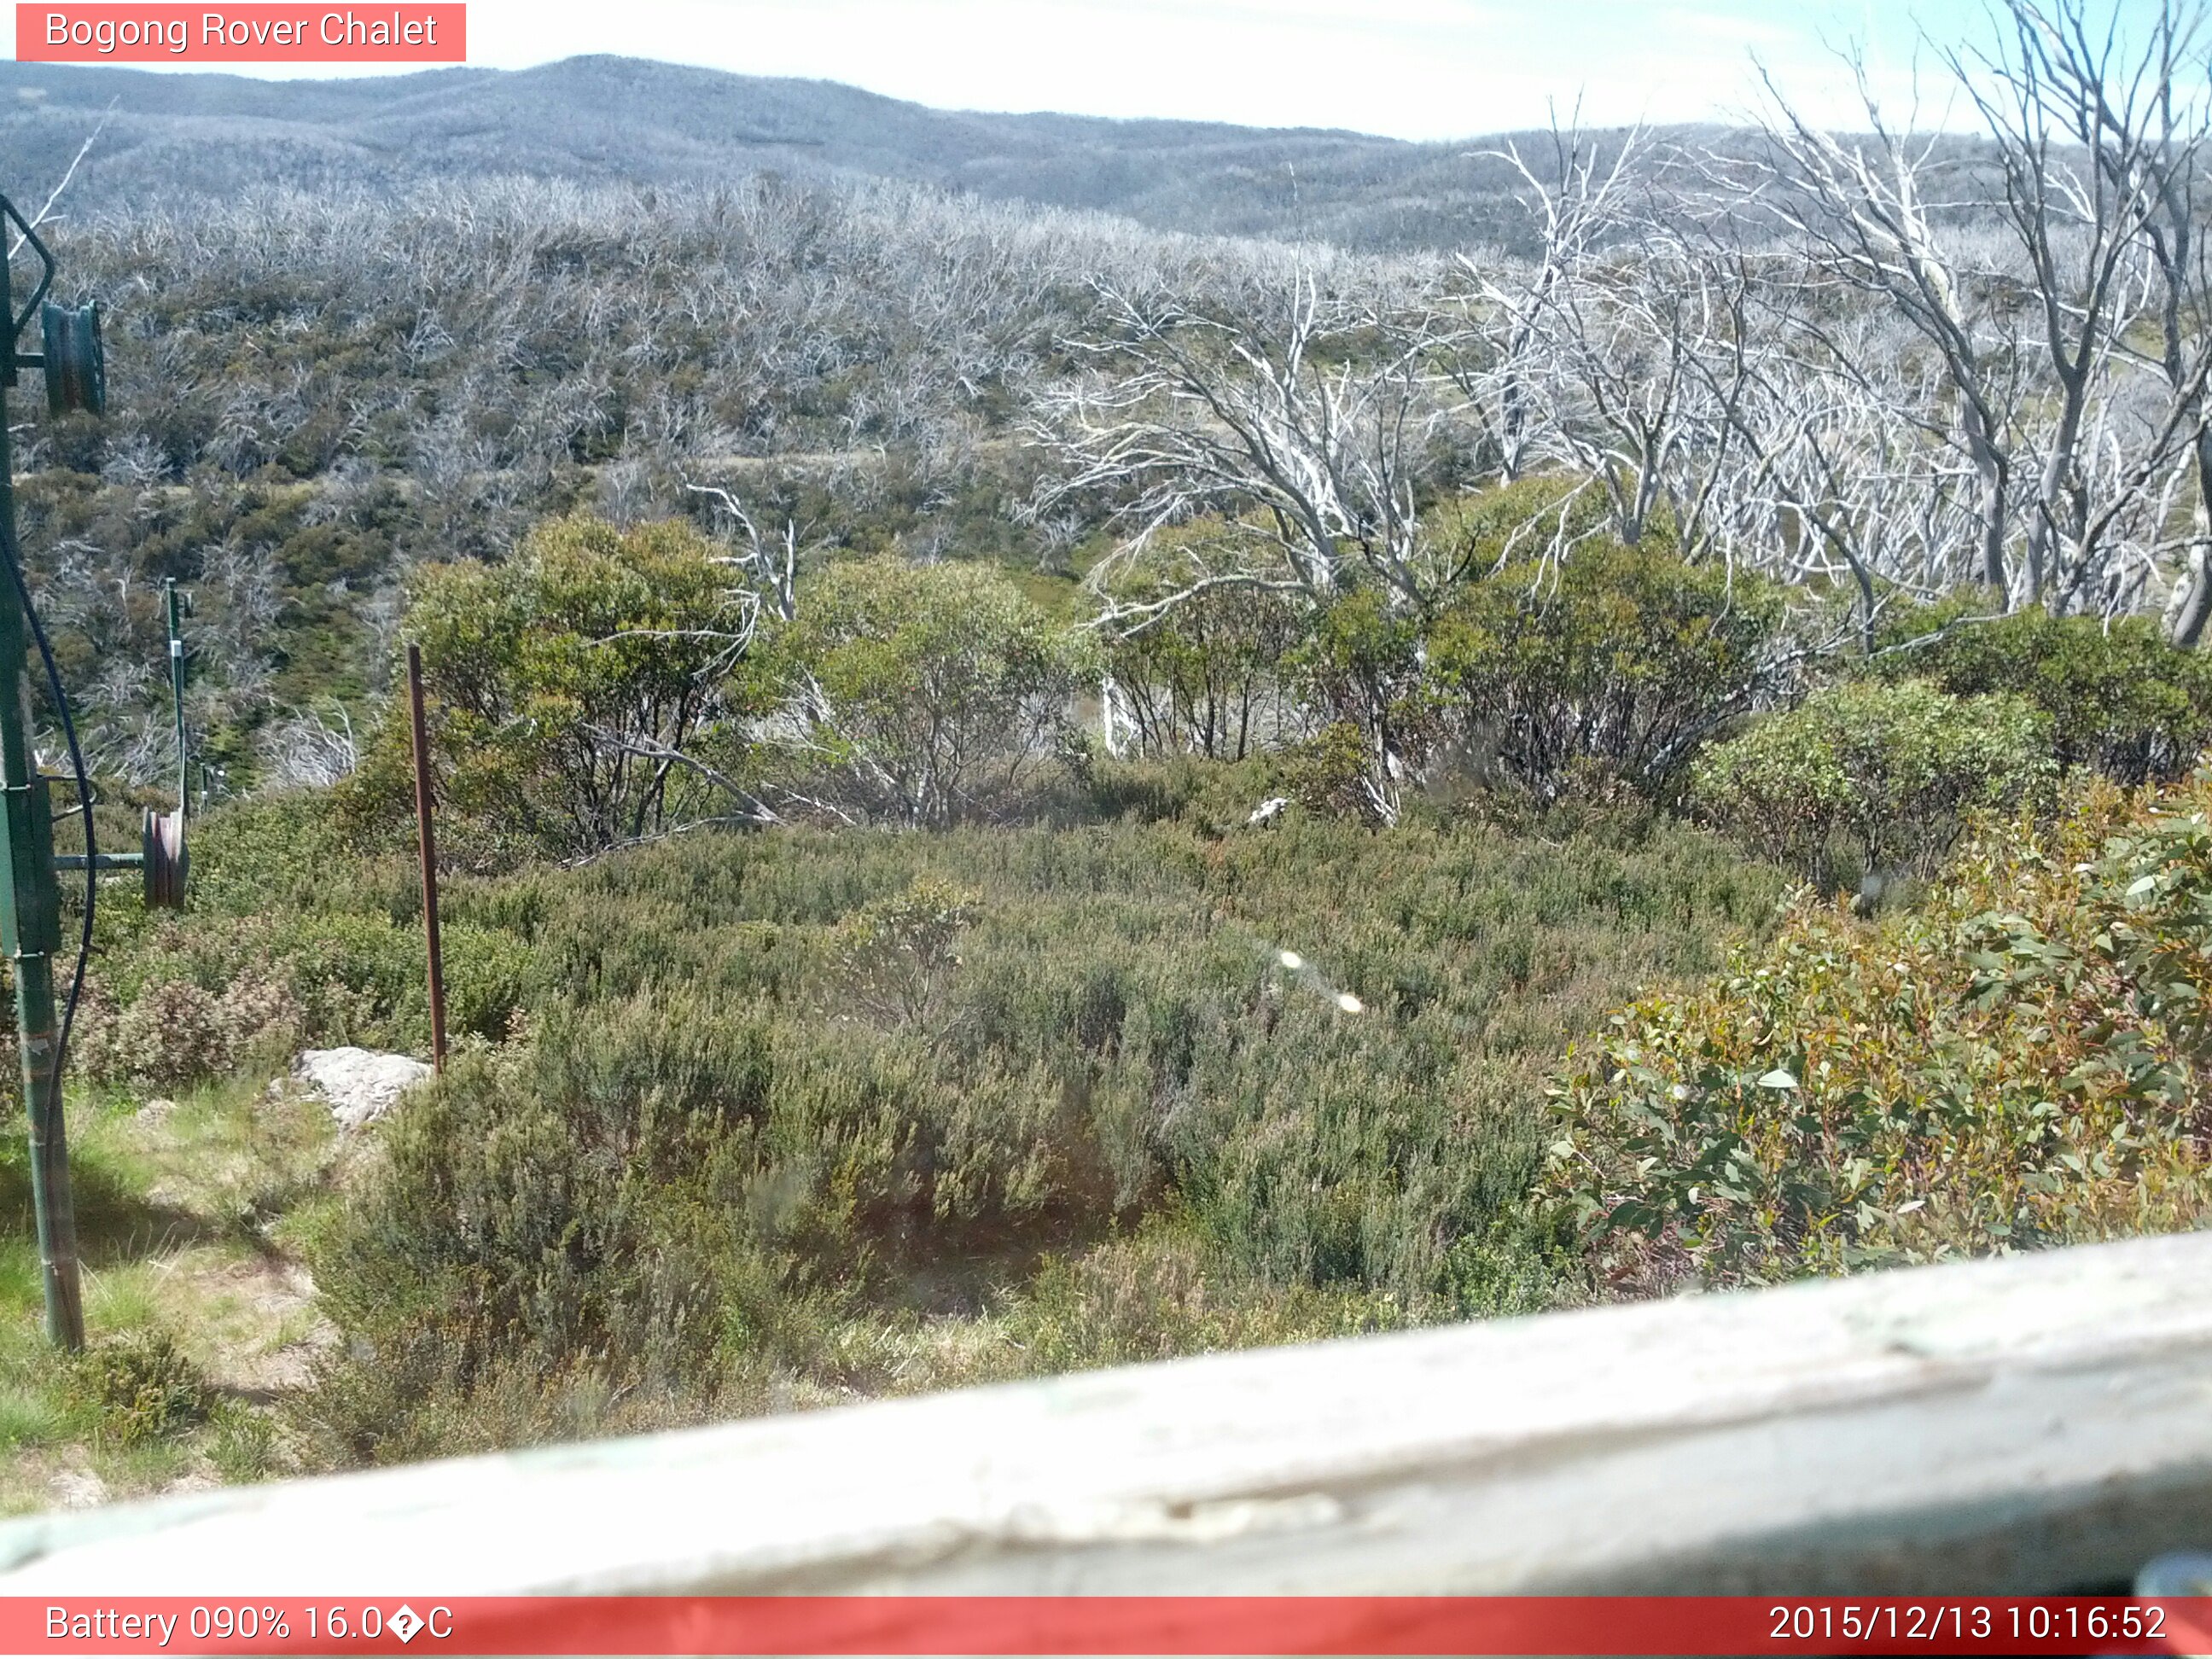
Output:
[
  {"xmin": 1967, "ymin": 416, "xmax": 2011, "ymax": 601},
  {"xmin": 2169, "ymin": 434, "xmax": 2212, "ymax": 649}
]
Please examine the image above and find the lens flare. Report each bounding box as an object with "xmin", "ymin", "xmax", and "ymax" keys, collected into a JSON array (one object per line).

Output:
[{"xmin": 1267, "ymin": 946, "xmax": 1365, "ymax": 1015}]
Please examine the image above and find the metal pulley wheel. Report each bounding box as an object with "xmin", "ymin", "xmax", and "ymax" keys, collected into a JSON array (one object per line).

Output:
[
  {"xmin": 40, "ymin": 300, "xmax": 104, "ymax": 417},
  {"xmin": 142, "ymin": 806, "xmax": 187, "ymax": 911}
]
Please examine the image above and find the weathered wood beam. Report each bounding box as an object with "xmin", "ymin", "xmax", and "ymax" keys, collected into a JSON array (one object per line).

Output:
[{"xmin": 3, "ymin": 1231, "xmax": 2210, "ymax": 1594}]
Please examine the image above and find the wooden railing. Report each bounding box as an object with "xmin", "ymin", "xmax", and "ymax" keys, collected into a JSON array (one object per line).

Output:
[{"xmin": 1, "ymin": 1230, "xmax": 2209, "ymax": 1595}]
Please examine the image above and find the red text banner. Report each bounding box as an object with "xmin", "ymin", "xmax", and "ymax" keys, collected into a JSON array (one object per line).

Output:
[
  {"xmin": 3, "ymin": 1596, "xmax": 2211, "ymax": 1656},
  {"xmin": 16, "ymin": 5, "xmax": 465, "ymax": 62}
]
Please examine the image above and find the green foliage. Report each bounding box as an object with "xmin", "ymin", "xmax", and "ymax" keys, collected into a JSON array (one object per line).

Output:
[
  {"xmin": 1051, "ymin": 754, "xmax": 1289, "ymax": 834},
  {"xmin": 205, "ymin": 1402, "xmax": 283, "ymax": 1485},
  {"xmin": 1871, "ymin": 605, "xmax": 2212, "ymax": 786},
  {"xmin": 72, "ymin": 792, "xmax": 534, "ymax": 1074},
  {"xmin": 1096, "ymin": 524, "xmax": 1308, "ymax": 760},
  {"xmin": 1547, "ymin": 773, "xmax": 2212, "ymax": 1295},
  {"xmin": 833, "ymin": 876, "xmax": 980, "ymax": 1029},
  {"xmin": 285, "ymin": 808, "xmax": 1778, "ymax": 1457},
  {"xmin": 341, "ymin": 515, "xmax": 767, "ymax": 867},
  {"xmin": 1425, "ymin": 540, "xmax": 1784, "ymax": 803},
  {"xmin": 178, "ymin": 791, "xmax": 364, "ymax": 917},
  {"xmin": 767, "ymin": 557, "xmax": 1095, "ymax": 827},
  {"xmin": 1103, "ymin": 585, "xmax": 1307, "ymax": 760},
  {"xmin": 1286, "ymin": 590, "xmax": 1435, "ymax": 822},
  {"xmin": 999, "ymin": 1220, "xmax": 1417, "ymax": 1371},
  {"xmin": 1277, "ymin": 721, "xmax": 1388, "ymax": 820},
  {"xmin": 1691, "ymin": 679, "xmax": 2054, "ymax": 888},
  {"xmin": 75, "ymin": 977, "xmax": 302, "ymax": 1095},
  {"xmin": 69, "ymin": 1333, "xmax": 212, "ymax": 1447}
]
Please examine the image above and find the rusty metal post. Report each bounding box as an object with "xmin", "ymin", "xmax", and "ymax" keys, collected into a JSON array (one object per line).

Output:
[{"xmin": 406, "ymin": 644, "xmax": 447, "ymax": 1073}]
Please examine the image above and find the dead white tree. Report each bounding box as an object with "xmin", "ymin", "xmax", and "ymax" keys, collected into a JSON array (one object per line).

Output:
[
  {"xmin": 1743, "ymin": 2, "xmax": 2212, "ymax": 634},
  {"xmin": 1029, "ymin": 264, "xmax": 1466, "ymax": 823},
  {"xmin": 1031, "ymin": 267, "xmax": 1458, "ymax": 617},
  {"xmin": 1452, "ymin": 115, "xmax": 1647, "ymax": 486},
  {"xmin": 1947, "ymin": 0, "xmax": 2212, "ymax": 614},
  {"xmin": 685, "ymin": 481, "xmax": 799, "ymax": 625},
  {"xmin": 1750, "ymin": 52, "xmax": 2027, "ymax": 601},
  {"xmin": 2147, "ymin": 5, "xmax": 2212, "ymax": 641},
  {"xmin": 1505, "ymin": 225, "xmax": 1767, "ymax": 562},
  {"xmin": 1727, "ymin": 302, "xmax": 1988, "ymax": 647},
  {"xmin": 4, "ymin": 102, "xmax": 113, "ymax": 256},
  {"xmin": 258, "ymin": 705, "xmax": 361, "ymax": 789}
]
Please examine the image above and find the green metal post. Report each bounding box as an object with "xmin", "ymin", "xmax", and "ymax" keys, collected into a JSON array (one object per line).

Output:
[
  {"xmin": 166, "ymin": 579, "xmax": 186, "ymax": 818},
  {"xmin": 0, "ymin": 371, "xmax": 84, "ymax": 1351}
]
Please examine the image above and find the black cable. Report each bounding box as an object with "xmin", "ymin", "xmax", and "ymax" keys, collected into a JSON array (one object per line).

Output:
[{"xmin": 0, "ymin": 515, "xmax": 94, "ymax": 1093}]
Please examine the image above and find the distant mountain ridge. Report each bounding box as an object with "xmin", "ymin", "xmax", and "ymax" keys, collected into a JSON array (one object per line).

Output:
[{"xmin": 0, "ymin": 54, "xmax": 1649, "ymax": 248}]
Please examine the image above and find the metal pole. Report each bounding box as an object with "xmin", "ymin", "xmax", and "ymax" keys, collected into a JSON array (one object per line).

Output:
[
  {"xmin": 166, "ymin": 579, "xmax": 186, "ymax": 818},
  {"xmin": 0, "ymin": 358, "xmax": 83, "ymax": 1349},
  {"xmin": 406, "ymin": 644, "xmax": 447, "ymax": 1074}
]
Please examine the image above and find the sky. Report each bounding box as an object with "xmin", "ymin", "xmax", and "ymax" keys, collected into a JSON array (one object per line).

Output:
[{"xmin": 8, "ymin": 0, "xmax": 2009, "ymax": 139}]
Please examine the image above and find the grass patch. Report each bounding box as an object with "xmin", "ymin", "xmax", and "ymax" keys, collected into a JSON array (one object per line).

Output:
[{"xmin": 0, "ymin": 1077, "xmax": 337, "ymax": 1512}]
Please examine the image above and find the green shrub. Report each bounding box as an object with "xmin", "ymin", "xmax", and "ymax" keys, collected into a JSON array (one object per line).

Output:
[
  {"xmin": 1418, "ymin": 476, "xmax": 1621, "ymax": 585},
  {"xmin": 71, "ymin": 1333, "xmax": 212, "ymax": 1447},
  {"xmin": 998, "ymin": 1221, "xmax": 1412, "ymax": 1371},
  {"xmin": 1057, "ymin": 754, "xmax": 1284, "ymax": 830},
  {"xmin": 1872, "ymin": 606, "xmax": 2212, "ymax": 785},
  {"xmin": 1691, "ymin": 678, "xmax": 2054, "ymax": 888},
  {"xmin": 88, "ymin": 907, "xmax": 449, "ymax": 1062},
  {"xmin": 1276, "ymin": 720, "xmax": 1384, "ymax": 820},
  {"xmin": 1547, "ymin": 773, "xmax": 2212, "ymax": 1295},
  {"xmin": 340, "ymin": 515, "xmax": 771, "ymax": 867},
  {"xmin": 306, "ymin": 986, "xmax": 1116, "ymax": 1455},
  {"xmin": 1285, "ymin": 591, "xmax": 1435, "ymax": 823},
  {"xmin": 206, "ymin": 1400, "xmax": 283, "ymax": 1484},
  {"xmin": 178, "ymin": 791, "xmax": 367, "ymax": 917},
  {"xmin": 76, "ymin": 975, "xmax": 302, "ymax": 1093},
  {"xmin": 1096, "ymin": 523, "xmax": 1309, "ymax": 760},
  {"xmin": 832, "ymin": 875, "xmax": 980, "ymax": 1030},
  {"xmin": 765, "ymin": 557, "xmax": 1095, "ymax": 827},
  {"xmin": 1423, "ymin": 539, "xmax": 1784, "ymax": 804},
  {"xmin": 293, "ymin": 808, "xmax": 1780, "ymax": 1455}
]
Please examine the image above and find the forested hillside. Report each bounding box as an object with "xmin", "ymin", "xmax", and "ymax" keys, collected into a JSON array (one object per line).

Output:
[
  {"xmin": 0, "ymin": 55, "xmax": 1625, "ymax": 250},
  {"xmin": 17, "ymin": 175, "xmax": 1167, "ymax": 789},
  {"xmin": 3, "ymin": 0, "xmax": 2212, "ymax": 1510}
]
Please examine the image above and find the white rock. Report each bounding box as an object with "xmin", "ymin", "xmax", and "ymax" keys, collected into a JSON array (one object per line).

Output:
[
  {"xmin": 49, "ymin": 1469, "xmax": 107, "ymax": 1510},
  {"xmin": 290, "ymin": 1047, "xmax": 434, "ymax": 1132},
  {"xmin": 1246, "ymin": 796, "xmax": 1289, "ymax": 827}
]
